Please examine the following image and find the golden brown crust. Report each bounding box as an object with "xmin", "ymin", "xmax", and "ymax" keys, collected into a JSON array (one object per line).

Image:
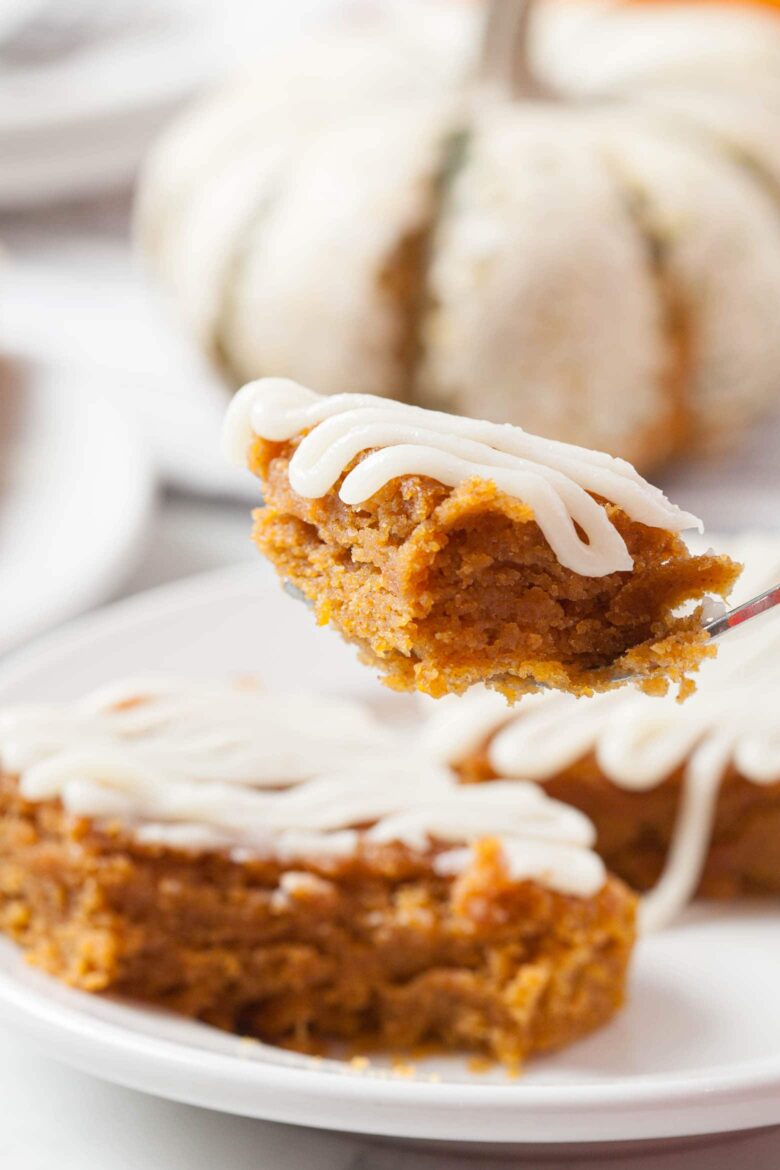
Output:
[
  {"xmin": 0, "ymin": 774, "xmax": 636, "ymax": 1067},
  {"xmin": 250, "ymin": 436, "xmax": 739, "ymax": 700},
  {"xmin": 457, "ymin": 746, "xmax": 780, "ymax": 899}
]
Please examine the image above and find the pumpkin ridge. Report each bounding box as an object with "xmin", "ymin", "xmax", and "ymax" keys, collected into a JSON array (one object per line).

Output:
[
  {"xmin": 213, "ymin": 184, "xmax": 284, "ymax": 386},
  {"xmin": 639, "ymin": 97, "xmax": 780, "ymax": 223},
  {"xmin": 601, "ymin": 156, "xmax": 694, "ymax": 463},
  {"xmin": 405, "ymin": 126, "xmax": 474, "ymax": 411},
  {"xmin": 600, "ymin": 122, "xmax": 780, "ymax": 453},
  {"xmin": 375, "ymin": 128, "xmax": 469, "ymax": 406}
]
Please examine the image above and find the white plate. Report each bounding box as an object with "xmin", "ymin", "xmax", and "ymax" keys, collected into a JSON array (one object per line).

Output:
[
  {"xmin": 0, "ymin": 564, "xmax": 778, "ymax": 1145},
  {"xmin": 0, "ymin": 365, "xmax": 155, "ymax": 655}
]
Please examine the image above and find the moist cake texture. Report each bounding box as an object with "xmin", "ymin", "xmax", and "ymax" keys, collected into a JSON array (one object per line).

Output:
[
  {"xmin": 426, "ymin": 538, "xmax": 780, "ymax": 930},
  {"xmin": 224, "ymin": 379, "xmax": 739, "ymax": 701},
  {"xmin": 0, "ymin": 679, "xmax": 636, "ymax": 1068}
]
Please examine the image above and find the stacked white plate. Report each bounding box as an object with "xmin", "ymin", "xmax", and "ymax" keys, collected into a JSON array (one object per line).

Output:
[{"xmin": 0, "ymin": 0, "xmax": 341, "ymax": 207}]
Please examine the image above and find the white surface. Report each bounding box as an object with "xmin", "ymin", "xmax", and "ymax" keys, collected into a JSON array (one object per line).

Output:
[
  {"xmin": 0, "ymin": 0, "xmax": 342, "ymax": 206},
  {"xmin": 661, "ymin": 411, "xmax": 780, "ymax": 532},
  {"xmin": 0, "ymin": 219, "xmax": 255, "ymax": 501},
  {"xmin": 0, "ymin": 565, "xmax": 779, "ymax": 1148},
  {"xmin": 3, "ymin": 1033, "xmax": 779, "ymax": 1170},
  {"xmin": 0, "ymin": 367, "xmax": 155, "ymax": 656}
]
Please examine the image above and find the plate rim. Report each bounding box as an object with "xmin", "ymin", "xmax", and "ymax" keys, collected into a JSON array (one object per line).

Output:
[
  {"xmin": 0, "ymin": 566, "xmax": 779, "ymax": 1142},
  {"xmin": 0, "ymin": 379, "xmax": 156, "ymax": 655}
]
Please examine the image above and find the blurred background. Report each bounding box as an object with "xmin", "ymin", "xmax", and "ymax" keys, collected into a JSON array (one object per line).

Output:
[
  {"xmin": 2, "ymin": 4, "xmax": 780, "ymax": 1166},
  {"xmin": 2, "ymin": 0, "xmax": 780, "ymax": 654}
]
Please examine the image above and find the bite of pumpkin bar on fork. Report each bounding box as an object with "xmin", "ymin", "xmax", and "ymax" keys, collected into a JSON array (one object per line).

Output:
[{"xmin": 223, "ymin": 378, "xmax": 744, "ymax": 702}]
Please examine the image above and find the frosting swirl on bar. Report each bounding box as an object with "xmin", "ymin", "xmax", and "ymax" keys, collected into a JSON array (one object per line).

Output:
[
  {"xmin": 223, "ymin": 378, "xmax": 702, "ymax": 577},
  {"xmin": 0, "ymin": 678, "xmax": 605, "ymax": 898},
  {"xmin": 424, "ymin": 536, "xmax": 780, "ymax": 929}
]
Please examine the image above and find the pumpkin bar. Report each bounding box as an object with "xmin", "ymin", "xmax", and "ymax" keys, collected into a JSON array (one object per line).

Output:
[
  {"xmin": 224, "ymin": 379, "xmax": 739, "ymax": 700},
  {"xmin": 0, "ymin": 679, "xmax": 636, "ymax": 1068},
  {"xmin": 425, "ymin": 638, "xmax": 780, "ymax": 933}
]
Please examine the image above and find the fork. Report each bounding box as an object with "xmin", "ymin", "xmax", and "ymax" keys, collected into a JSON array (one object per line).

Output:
[{"xmin": 281, "ymin": 580, "xmax": 780, "ymax": 686}]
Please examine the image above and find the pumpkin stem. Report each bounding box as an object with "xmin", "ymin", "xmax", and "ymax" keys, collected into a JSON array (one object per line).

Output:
[{"xmin": 478, "ymin": 0, "xmax": 551, "ymax": 101}]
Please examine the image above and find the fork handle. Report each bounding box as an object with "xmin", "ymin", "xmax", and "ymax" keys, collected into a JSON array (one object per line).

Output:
[{"xmin": 704, "ymin": 582, "xmax": 780, "ymax": 641}]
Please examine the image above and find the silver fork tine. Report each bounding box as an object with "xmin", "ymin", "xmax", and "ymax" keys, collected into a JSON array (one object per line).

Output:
[
  {"xmin": 283, "ymin": 581, "xmax": 310, "ymax": 605},
  {"xmin": 702, "ymin": 581, "xmax": 780, "ymax": 641}
]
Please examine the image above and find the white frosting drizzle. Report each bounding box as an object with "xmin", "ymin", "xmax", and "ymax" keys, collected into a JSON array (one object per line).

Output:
[
  {"xmin": 424, "ymin": 536, "xmax": 780, "ymax": 930},
  {"xmin": 0, "ymin": 677, "xmax": 605, "ymax": 898},
  {"xmin": 223, "ymin": 378, "xmax": 702, "ymax": 577}
]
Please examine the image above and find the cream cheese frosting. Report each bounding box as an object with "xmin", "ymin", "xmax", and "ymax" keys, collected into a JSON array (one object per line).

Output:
[
  {"xmin": 423, "ymin": 536, "xmax": 780, "ymax": 929},
  {"xmin": 0, "ymin": 677, "xmax": 606, "ymax": 898},
  {"xmin": 223, "ymin": 377, "xmax": 702, "ymax": 577}
]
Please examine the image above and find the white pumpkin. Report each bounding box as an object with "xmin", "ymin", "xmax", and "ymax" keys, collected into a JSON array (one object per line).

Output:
[{"xmin": 137, "ymin": 0, "xmax": 780, "ymax": 469}]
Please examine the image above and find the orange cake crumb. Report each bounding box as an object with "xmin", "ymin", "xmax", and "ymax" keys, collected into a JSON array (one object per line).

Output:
[{"xmin": 250, "ymin": 437, "xmax": 738, "ymax": 700}]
